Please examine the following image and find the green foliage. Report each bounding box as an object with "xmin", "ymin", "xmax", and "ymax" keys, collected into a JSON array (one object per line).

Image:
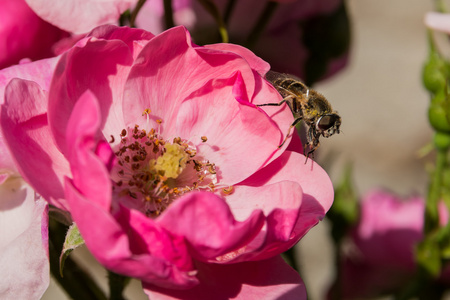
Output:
[
  {"xmin": 417, "ymin": 234, "xmax": 443, "ymax": 278},
  {"xmin": 59, "ymin": 223, "xmax": 85, "ymax": 277},
  {"xmin": 423, "ymin": 49, "xmax": 449, "ymax": 95},
  {"xmin": 429, "ymin": 90, "xmax": 450, "ymax": 134},
  {"xmin": 327, "ymin": 164, "xmax": 359, "ymax": 244}
]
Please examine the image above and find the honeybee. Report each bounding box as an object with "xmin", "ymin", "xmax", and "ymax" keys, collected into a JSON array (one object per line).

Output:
[{"xmin": 258, "ymin": 71, "xmax": 341, "ymax": 160}]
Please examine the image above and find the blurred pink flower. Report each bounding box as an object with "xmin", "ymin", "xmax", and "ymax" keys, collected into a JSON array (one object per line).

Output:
[
  {"xmin": 0, "ymin": 60, "xmax": 55, "ymax": 298},
  {"xmin": 1, "ymin": 25, "xmax": 334, "ymax": 298},
  {"xmin": 191, "ymin": 0, "xmax": 347, "ymax": 80},
  {"xmin": 329, "ymin": 190, "xmax": 427, "ymax": 299},
  {"xmin": 0, "ymin": 0, "xmax": 68, "ymax": 69},
  {"xmin": 24, "ymin": 0, "xmax": 137, "ymax": 34},
  {"xmin": 425, "ymin": 12, "xmax": 450, "ymax": 34}
]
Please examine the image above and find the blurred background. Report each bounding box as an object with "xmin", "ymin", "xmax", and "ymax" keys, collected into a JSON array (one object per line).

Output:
[
  {"xmin": 300, "ymin": 1, "xmax": 434, "ymax": 299},
  {"xmin": 42, "ymin": 0, "xmax": 436, "ymax": 299}
]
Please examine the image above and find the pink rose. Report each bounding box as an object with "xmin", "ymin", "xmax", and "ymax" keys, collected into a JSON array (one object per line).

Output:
[
  {"xmin": 329, "ymin": 190, "xmax": 427, "ymax": 299},
  {"xmin": 1, "ymin": 25, "xmax": 334, "ymax": 298},
  {"xmin": 0, "ymin": 59, "xmax": 56, "ymax": 298},
  {"xmin": 0, "ymin": 0, "xmax": 68, "ymax": 69},
  {"xmin": 24, "ymin": 0, "xmax": 137, "ymax": 34}
]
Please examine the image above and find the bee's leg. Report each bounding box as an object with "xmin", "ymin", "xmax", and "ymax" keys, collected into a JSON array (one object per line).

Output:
[
  {"xmin": 278, "ymin": 117, "xmax": 302, "ymax": 148},
  {"xmin": 304, "ymin": 130, "xmax": 321, "ymax": 163},
  {"xmin": 257, "ymin": 96, "xmax": 295, "ymax": 111},
  {"xmin": 303, "ymin": 127, "xmax": 318, "ymax": 163}
]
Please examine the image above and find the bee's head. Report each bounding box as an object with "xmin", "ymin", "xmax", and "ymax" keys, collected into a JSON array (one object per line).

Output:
[{"xmin": 316, "ymin": 113, "xmax": 341, "ymax": 138}]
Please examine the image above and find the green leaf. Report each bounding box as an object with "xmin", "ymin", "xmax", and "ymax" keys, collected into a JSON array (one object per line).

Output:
[
  {"xmin": 327, "ymin": 163, "xmax": 359, "ymax": 243},
  {"xmin": 416, "ymin": 236, "xmax": 442, "ymax": 278},
  {"xmin": 59, "ymin": 223, "xmax": 85, "ymax": 277}
]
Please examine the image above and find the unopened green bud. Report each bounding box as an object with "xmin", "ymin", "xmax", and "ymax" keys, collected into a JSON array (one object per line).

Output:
[
  {"xmin": 433, "ymin": 132, "xmax": 450, "ymax": 151},
  {"xmin": 423, "ymin": 52, "xmax": 448, "ymax": 94},
  {"xmin": 428, "ymin": 91, "xmax": 450, "ymax": 133}
]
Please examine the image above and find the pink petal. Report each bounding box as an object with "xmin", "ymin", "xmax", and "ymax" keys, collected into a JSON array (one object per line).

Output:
[
  {"xmin": 425, "ymin": 12, "xmax": 450, "ymax": 34},
  {"xmin": 0, "ymin": 179, "xmax": 49, "ymax": 299},
  {"xmin": 24, "ymin": 0, "xmax": 136, "ymax": 34},
  {"xmin": 144, "ymin": 255, "xmax": 306, "ymax": 300},
  {"xmin": 1, "ymin": 79, "xmax": 70, "ymax": 209},
  {"xmin": 0, "ymin": 130, "xmax": 16, "ymax": 176},
  {"xmin": 65, "ymin": 90, "xmax": 113, "ymax": 210},
  {"xmin": 86, "ymin": 25, "xmax": 155, "ymax": 55},
  {"xmin": 48, "ymin": 26, "xmax": 155, "ymax": 154},
  {"xmin": 48, "ymin": 31, "xmax": 137, "ymax": 155},
  {"xmin": 0, "ymin": 57, "xmax": 58, "ymax": 189},
  {"xmin": 223, "ymin": 181, "xmax": 303, "ymax": 261},
  {"xmin": 334, "ymin": 190, "xmax": 428, "ymax": 299},
  {"xmin": 157, "ymin": 191, "xmax": 265, "ymax": 261},
  {"xmin": 0, "ymin": 0, "xmax": 67, "ymax": 69},
  {"xmin": 228, "ymin": 151, "xmax": 334, "ymax": 260},
  {"xmin": 0, "ymin": 56, "xmax": 59, "ymax": 100},
  {"xmin": 353, "ymin": 190, "xmax": 424, "ymax": 268},
  {"xmin": 204, "ymin": 43, "xmax": 270, "ymax": 76},
  {"xmin": 175, "ymin": 71, "xmax": 287, "ymax": 185},
  {"xmin": 122, "ymin": 26, "xmax": 293, "ymax": 183},
  {"xmin": 123, "ymin": 26, "xmax": 266, "ymax": 133},
  {"xmin": 64, "ymin": 178, "xmax": 199, "ymax": 288}
]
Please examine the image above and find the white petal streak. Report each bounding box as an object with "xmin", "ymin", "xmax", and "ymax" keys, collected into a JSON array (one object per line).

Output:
[{"xmin": 0, "ymin": 177, "xmax": 49, "ymax": 299}]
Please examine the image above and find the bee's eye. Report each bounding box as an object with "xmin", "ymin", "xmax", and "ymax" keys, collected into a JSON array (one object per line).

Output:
[{"xmin": 317, "ymin": 114, "xmax": 338, "ymax": 130}]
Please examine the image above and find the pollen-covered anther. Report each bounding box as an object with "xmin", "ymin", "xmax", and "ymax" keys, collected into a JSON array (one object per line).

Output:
[
  {"xmin": 201, "ymin": 136, "xmax": 207, "ymax": 142},
  {"xmin": 186, "ymin": 149, "xmax": 197, "ymax": 157},
  {"xmin": 207, "ymin": 163, "xmax": 216, "ymax": 174},
  {"xmin": 112, "ymin": 122, "xmax": 221, "ymax": 218},
  {"xmin": 222, "ymin": 186, "xmax": 234, "ymax": 195}
]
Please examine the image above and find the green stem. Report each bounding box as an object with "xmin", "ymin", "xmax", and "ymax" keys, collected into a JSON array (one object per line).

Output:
[
  {"xmin": 108, "ymin": 271, "xmax": 129, "ymax": 300},
  {"xmin": 163, "ymin": 0, "xmax": 175, "ymax": 30},
  {"xmin": 196, "ymin": 0, "xmax": 229, "ymax": 43},
  {"xmin": 427, "ymin": 29, "xmax": 437, "ymax": 55},
  {"xmin": 246, "ymin": 1, "xmax": 279, "ymax": 49},
  {"xmin": 425, "ymin": 148, "xmax": 448, "ymax": 233},
  {"xmin": 119, "ymin": 11, "xmax": 129, "ymax": 27},
  {"xmin": 129, "ymin": 0, "xmax": 147, "ymax": 28},
  {"xmin": 49, "ymin": 219, "xmax": 107, "ymax": 300}
]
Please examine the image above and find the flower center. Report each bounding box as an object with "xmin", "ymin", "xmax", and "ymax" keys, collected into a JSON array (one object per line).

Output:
[{"xmin": 111, "ymin": 111, "xmax": 219, "ymax": 218}]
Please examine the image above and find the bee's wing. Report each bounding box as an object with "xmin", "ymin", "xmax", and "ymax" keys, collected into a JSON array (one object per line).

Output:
[
  {"xmin": 265, "ymin": 71, "xmax": 303, "ymax": 84},
  {"xmin": 265, "ymin": 71, "xmax": 307, "ymax": 102},
  {"xmin": 265, "ymin": 71, "xmax": 288, "ymax": 84}
]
